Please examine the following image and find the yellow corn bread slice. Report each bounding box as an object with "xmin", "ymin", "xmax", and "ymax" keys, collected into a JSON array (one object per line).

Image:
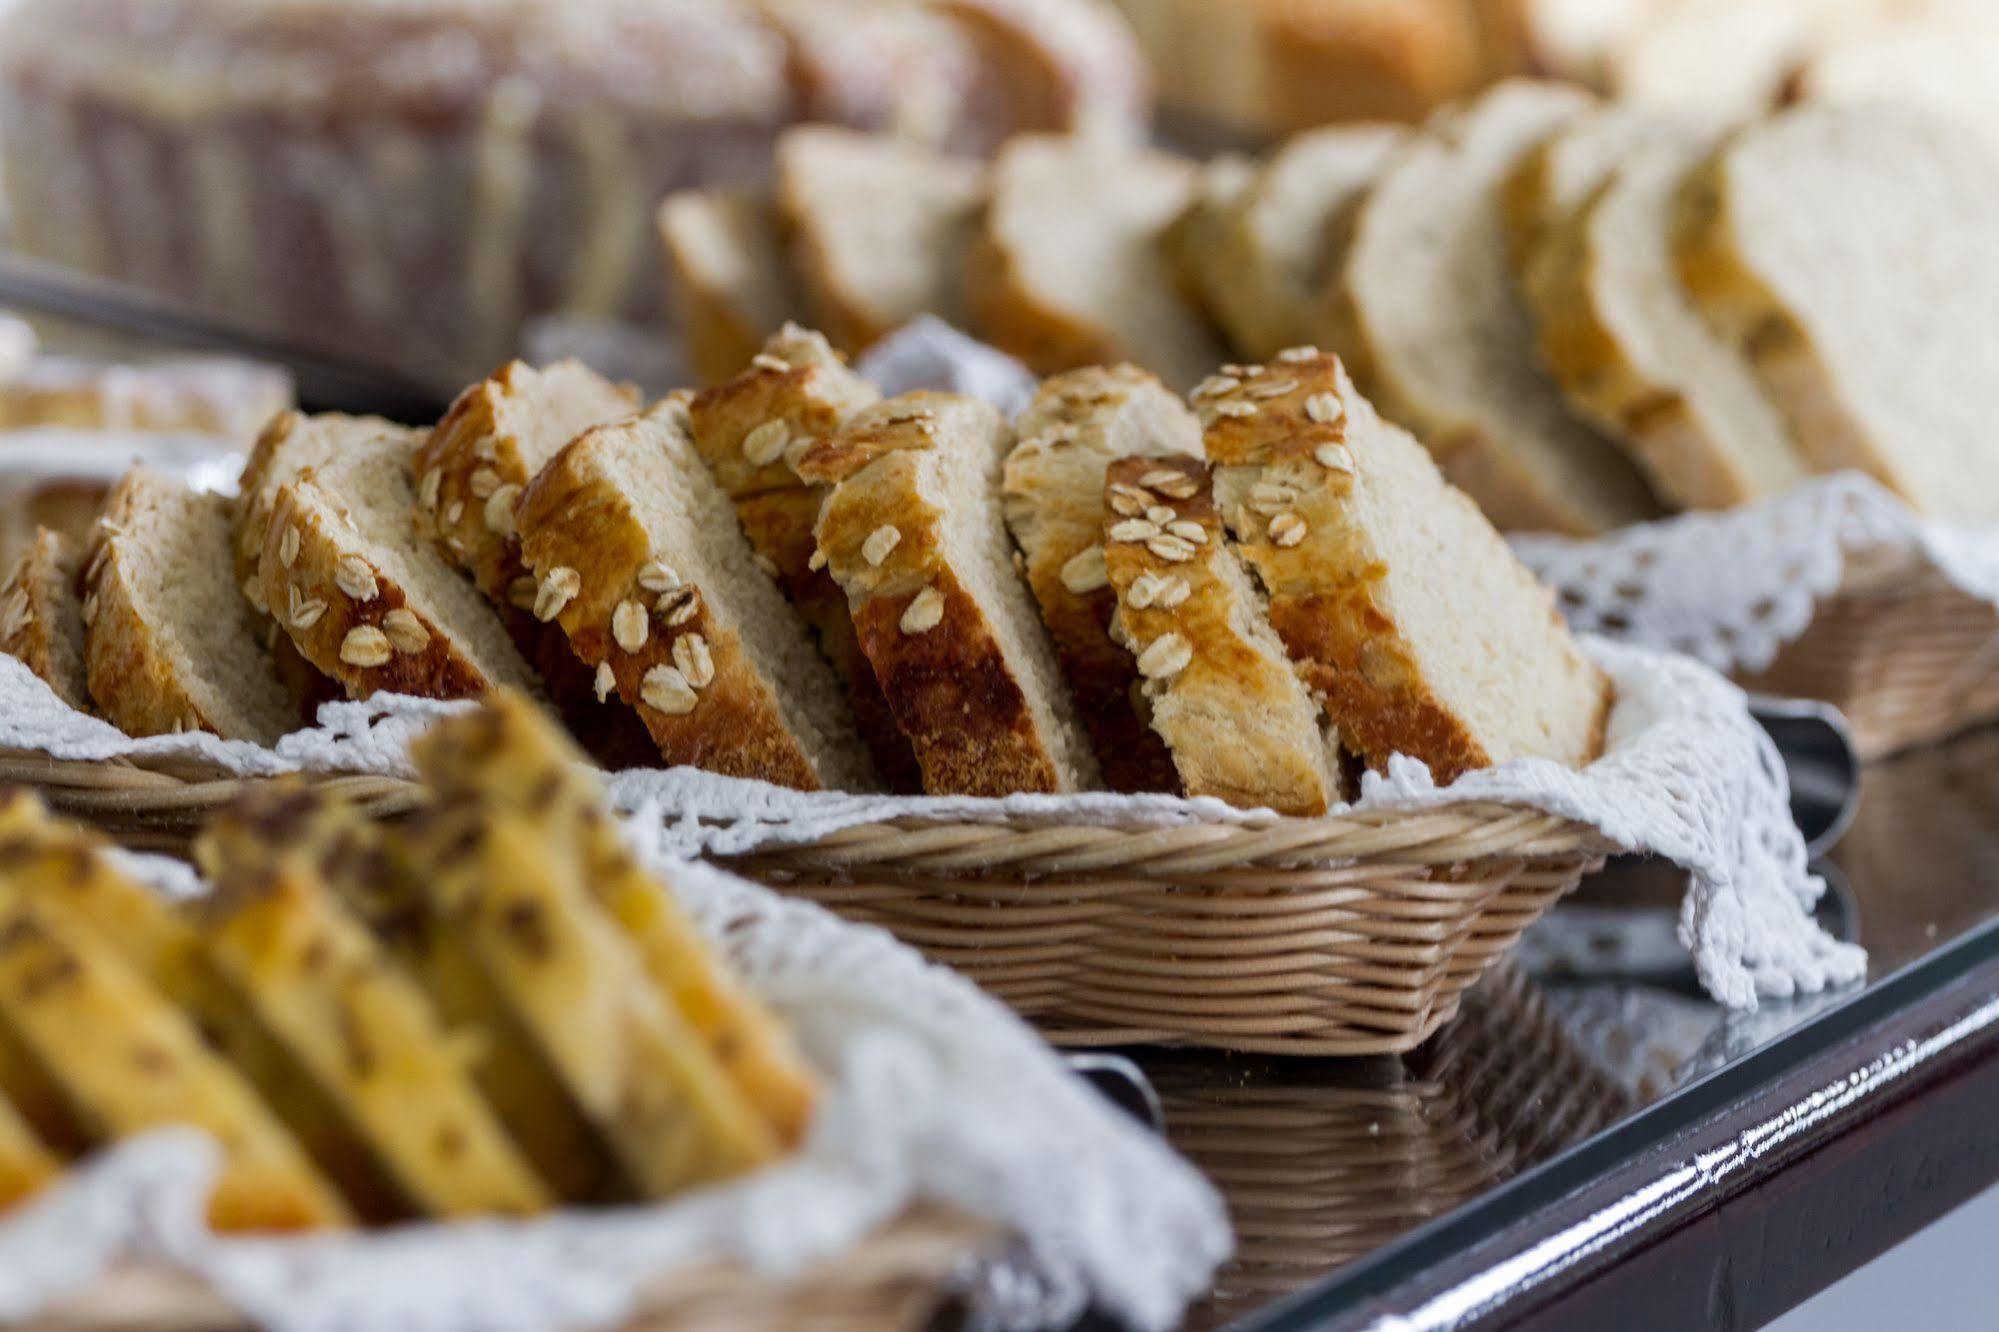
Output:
[
  {"xmin": 0, "ymin": 900, "xmax": 349, "ymax": 1231},
  {"xmin": 198, "ymin": 786, "xmax": 624, "ymax": 1204},
  {"xmin": 413, "ymin": 694, "xmax": 818, "ymax": 1147},
  {"xmin": 410, "ymin": 811, "xmax": 779, "ymax": 1198},
  {"xmin": 0, "ymin": 1086, "xmax": 58, "ymax": 1209},
  {"xmin": 195, "ymin": 844, "xmax": 553, "ymax": 1220},
  {"xmin": 0, "ymin": 791, "xmax": 405, "ymax": 1221}
]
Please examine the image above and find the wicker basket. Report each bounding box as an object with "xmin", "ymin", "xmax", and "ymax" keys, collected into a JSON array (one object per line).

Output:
[
  {"xmin": 16, "ymin": 1208, "xmax": 992, "ymax": 1332},
  {"xmin": 0, "ymin": 746, "xmax": 1613, "ymax": 1056},
  {"xmin": 1736, "ymin": 565, "xmax": 1999, "ymax": 761}
]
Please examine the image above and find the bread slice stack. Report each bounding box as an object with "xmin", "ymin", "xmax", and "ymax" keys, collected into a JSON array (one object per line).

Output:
[
  {"xmin": 800, "ymin": 391, "xmax": 1101, "ymax": 795},
  {"xmin": 1676, "ymin": 103, "xmax": 1999, "ymax": 523},
  {"xmin": 1331, "ymin": 79, "xmax": 1662, "ymax": 534},
  {"xmin": 1002, "ymin": 365, "xmax": 1202, "ymax": 793},
  {"xmin": 0, "ymin": 528, "xmax": 89, "ymax": 713}
]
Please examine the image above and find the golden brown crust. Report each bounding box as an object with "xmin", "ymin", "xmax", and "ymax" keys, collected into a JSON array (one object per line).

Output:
[
  {"xmin": 1101, "ymin": 455, "xmax": 1340, "ymax": 817},
  {"xmin": 0, "ymin": 1085, "xmax": 57, "ymax": 1211},
  {"xmin": 514, "ymin": 414, "xmax": 828, "ymax": 791},
  {"xmin": 805, "ymin": 394, "xmax": 1077, "ymax": 796},
  {"xmin": 961, "ymin": 229, "xmax": 1123, "ymax": 378},
  {"xmin": 1261, "ymin": 0, "xmax": 1483, "ymax": 131},
  {"xmin": 0, "ymin": 527, "xmax": 90, "ymax": 713}
]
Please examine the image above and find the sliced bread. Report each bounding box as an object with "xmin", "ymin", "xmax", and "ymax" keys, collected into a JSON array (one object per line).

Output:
[
  {"xmin": 1001, "ymin": 365, "xmax": 1202, "ymax": 793},
  {"xmin": 964, "ymin": 133, "xmax": 1228, "ymax": 391},
  {"xmin": 939, "ymin": 0, "xmax": 1151, "ymax": 141},
  {"xmin": 658, "ymin": 188, "xmax": 803, "ymax": 388},
  {"xmin": 0, "ymin": 355, "xmax": 293, "ymax": 443},
  {"xmin": 1100, "ymin": 455, "xmax": 1343, "ymax": 817},
  {"xmin": 0, "ymin": 527, "xmax": 89, "ymax": 712},
  {"xmin": 1798, "ymin": 3, "xmax": 1999, "ymax": 150},
  {"xmin": 259, "ymin": 432, "xmax": 539, "ymax": 702},
  {"xmin": 1607, "ymin": 0, "xmax": 1829, "ymax": 122},
  {"xmin": 1675, "ymin": 103, "xmax": 1999, "ymax": 522},
  {"xmin": 1199, "ymin": 352, "xmax": 1610, "ymax": 780},
  {"xmin": 1333, "ymin": 79, "xmax": 1662, "ymax": 534},
  {"xmin": 1204, "ymin": 125, "xmax": 1407, "ymax": 362},
  {"xmin": 515, "ymin": 404, "xmax": 877, "ymax": 792},
  {"xmin": 1502, "ymin": 104, "xmax": 1687, "ymax": 282},
  {"xmin": 774, "ymin": 126, "xmax": 987, "ymax": 355},
  {"xmin": 0, "ymin": 1086, "xmax": 55, "ymax": 1211},
  {"xmin": 1527, "ymin": 136, "xmax": 1811, "ymax": 510},
  {"xmin": 798, "ymin": 392, "xmax": 1101, "ymax": 796},
  {"xmin": 83, "ymin": 469, "xmax": 295, "ymax": 744},
  {"xmin": 1165, "ymin": 155, "xmax": 1257, "ymax": 341},
  {"xmin": 684, "ymin": 325, "xmax": 919, "ymax": 790}
]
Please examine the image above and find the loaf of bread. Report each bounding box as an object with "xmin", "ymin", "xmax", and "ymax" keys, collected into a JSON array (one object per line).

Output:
[
  {"xmin": 0, "ymin": 356, "xmax": 293, "ymax": 443},
  {"xmin": 966, "ymin": 134, "xmax": 1227, "ymax": 392},
  {"xmin": 1200, "ymin": 352, "xmax": 1610, "ymax": 780},
  {"xmin": 1002, "ymin": 366, "xmax": 1201, "ymax": 793},
  {"xmin": 0, "ymin": 528, "xmax": 89, "ymax": 712},
  {"xmin": 1100, "ymin": 455, "xmax": 1344, "ymax": 816},
  {"xmin": 659, "ymin": 189, "xmax": 804, "ymax": 388},
  {"xmin": 775, "ymin": 126, "xmax": 988, "ymax": 355},
  {"xmin": 516, "ymin": 403, "xmax": 877, "ymax": 791},
  {"xmin": 1675, "ymin": 103, "xmax": 1999, "ymax": 523},
  {"xmin": 800, "ymin": 392, "xmax": 1101, "ymax": 795},
  {"xmin": 684, "ymin": 325, "xmax": 919, "ymax": 790},
  {"xmin": 84, "ymin": 469, "xmax": 296, "ymax": 743},
  {"xmin": 1332, "ymin": 80, "xmax": 1662, "ymax": 534}
]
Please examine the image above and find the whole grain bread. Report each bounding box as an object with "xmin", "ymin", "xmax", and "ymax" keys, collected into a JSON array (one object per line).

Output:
[
  {"xmin": 658, "ymin": 188, "xmax": 803, "ymax": 388},
  {"xmin": 83, "ymin": 469, "xmax": 295, "ymax": 744},
  {"xmin": 1675, "ymin": 102, "xmax": 1999, "ymax": 522},
  {"xmin": 516, "ymin": 403, "xmax": 877, "ymax": 791},
  {"xmin": 964, "ymin": 133, "xmax": 1228, "ymax": 391},
  {"xmin": 0, "ymin": 527, "xmax": 89, "ymax": 712},
  {"xmin": 1100, "ymin": 455, "xmax": 1343, "ymax": 816},
  {"xmin": 684, "ymin": 325, "xmax": 920, "ymax": 790},
  {"xmin": 799, "ymin": 391, "xmax": 1101, "ymax": 795},
  {"xmin": 1332, "ymin": 79, "xmax": 1662, "ymax": 534},
  {"xmin": 1001, "ymin": 366, "xmax": 1201, "ymax": 793},
  {"xmin": 775, "ymin": 126, "xmax": 987, "ymax": 355},
  {"xmin": 1199, "ymin": 351, "xmax": 1609, "ymax": 780}
]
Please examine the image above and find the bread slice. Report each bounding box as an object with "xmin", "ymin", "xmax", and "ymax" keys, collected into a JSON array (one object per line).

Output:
[
  {"xmin": 799, "ymin": 392, "xmax": 1100, "ymax": 795},
  {"xmin": 1676, "ymin": 103, "xmax": 1999, "ymax": 522},
  {"xmin": 260, "ymin": 431, "xmax": 539, "ymax": 702},
  {"xmin": 413, "ymin": 693, "xmax": 819, "ymax": 1149},
  {"xmin": 684, "ymin": 325, "xmax": 919, "ymax": 790},
  {"xmin": 658, "ymin": 188, "xmax": 803, "ymax": 388},
  {"xmin": 516, "ymin": 403, "xmax": 876, "ymax": 791},
  {"xmin": 1333, "ymin": 79, "xmax": 1662, "ymax": 534},
  {"xmin": 1200, "ymin": 352, "xmax": 1610, "ymax": 780},
  {"xmin": 0, "ymin": 897, "xmax": 350, "ymax": 1231},
  {"xmin": 774, "ymin": 126, "xmax": 987, "ymax": 355},
  {"xmin": 1799, "ymin": 3, "xmax": 1999, "ymax": 150},
  {"xmin": 1502, "ymin": 104, "xmax": 1686, "ymax": 283},
  {"xmin": 1001, "ymin": 366, "xmax": 1201, "ymax": 794},
  {"xmin": 1607, "ymin": 0, "xmax": 1827, "ymax": 122},
  {"xmin": 83, "ymin": 469, "xmax": 295, "ymax": 743},
  {"xmin": 1526, "ymin": 137, "xmax": 1811, "ymax": 510},
  {"xmin": 1513, "ymin": 0, "xmax": 1678, "ymax": 88},
  {"xmin": 0, "ymin": 527, "xmax": 89, "ymax": 712},
  {"xmin": 0, "ymin": 355, "xmax": 293, "ymax": 443},
  {"xmin": 1205, "ymin": 125, "xmax": 1407, "ymax": 362},
  {"xmin": 965, "ymin": 134, "xmax": 1228, "ymax": 391},
  {"xmin": 1100, "ymin": 455, "xmax": 1342, "ymax": 816},
  {"xmin": 1165, "ymin": 155, "xmax": 1257, "ymax": 342},
  {"xmin": 936, "ymin": 0, "xmax": 1152, "ymax": 141},
  {"xmin": 194, "ymin": 823, "xmax": 552, "ymax": 1220},
  {"xmin": 403, "ymin": 809, "xmax": 779, "ymax": 1200},
  {"xmin": 0, "ymin": 1084, "xmax": 56, "ymax": 1210}
]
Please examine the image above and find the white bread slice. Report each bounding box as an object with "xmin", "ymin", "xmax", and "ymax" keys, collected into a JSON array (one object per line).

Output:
[
  {"xmin": 260, "ymin": 432, "xmax": 539, "ymax": 702},
  {"xmin": 1502, "ymin": 104, "xmax": 1687, "ymax": 281},
  {"xmin": 1798, "ymin": 2, "xmax": 1999, "ymax": 150},
  {"xmin": 1527, "ymin": 136, "xmax": 1811, "ymax": 510},
  {"xmin": 658, "ymin": 188, "xmax": 802, "ymax": 388},
  {"xmin": 775, "ymin": 126, "xmax": 987, "ymax": 355},
  {"xmin": 1200, "ymin": 352, "xmax": 1609, "ymax": 781},
  {"xmin": 1203, "ymin": 125, "xmax": 1406, "ymax": 362},
  {"xmin": 798, "ymin": 392, "xmax": 1101, "ymax": 796},
  {"xmin": 1002, "ymin": 365, "xmax": 1203, "ymax": 793},
  {"xmin": 516, "ymin": 404, "xmax": 877, "ymax": 792},
  {"xmin": 1333, "ymin": 80, "xmax": 1662, "ymax": 534},
  {"xmin": 1165, "ymin": 155, "xmax": 1257, "ymax": 343},
  {"xmin": 965, "ymin": 134, "xmax": 1228, "ymax": 391},
  {"xmin": 83, "ymin": 469, "xmax": 295, "ymax": 743},
  {"xmin": 1607, "ymin": 0, "xmax": 1834, "ymax": 121},
  {"xmin": 0, "ymin": 527, "xmax": 89, "ymax": 713},
  {"xmin": 937, "ymin": 0, "xmax": 1152, "ymax": 142},
  {"xmin": 1100, "ymin": 455, "xmax": 1342, "ymax": 817},
  {"xmin": 1676, "ymin": 102, "xmax": 1999, "ymax": 522},
  {"xmin": 1514, "ymin": 0, "xmax": 1678, "ymax": 87}
]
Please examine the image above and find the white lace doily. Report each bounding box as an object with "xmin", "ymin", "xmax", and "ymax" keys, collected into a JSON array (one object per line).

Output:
[
  {"xmin": 1511, "ymin": 473, "xmax": 1999, "ymax": 677},
  {"xmin": 0, "ymin": 849, "xmax": 1230, "ymax": 1332}
]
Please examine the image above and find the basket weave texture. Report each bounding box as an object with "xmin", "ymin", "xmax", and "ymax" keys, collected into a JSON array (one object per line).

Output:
[{"xmin": 0, "ymin": 748, "xmax": 1613, "ymax": 1056}]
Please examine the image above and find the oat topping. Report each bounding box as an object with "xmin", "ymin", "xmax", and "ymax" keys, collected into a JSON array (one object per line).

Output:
[
  {"xmin": 1276, "ymin": 346, "xmax": 1321, "ymax": 364},
  {"xmin": 1269, "ymin": 512, "xmax": 1309, "ymax": 548},
  {"xmin": 640, "ymin": 664, "xmax": 698, "ymax": 715},
  {"xmin": 1107, "ymin": 483, "xmax": 1150, "ymax": 517},
  {"xmin": 672, "ymin": 634, "xmax": 715, "ymax": 689},
  {"xmin": 1144, "ymin": 505, "xmax": 1176, "ymax": 525},
  {"xmin": 1166, "ymin": 519, "xmax": 1207, "ymax": 545},
  {"xmin": 1248, "ymin": 483, "xmax": 1297, "ymax": 515},
  {"xmin": 1305, "ymin": 392, "xmax": 1345, "ymax": 425},
  {"xmin": 751, "ymin": 353, "xmax": 791, "ymax": 374},
  {"xmin": 900, "ymin": 586, "xmax": 945, "ymax": 634},
  {"xmin": 612, "ymin": 600, "xmax": 649, "ymax": 653},
  {"xmin": 1315, "ymin": 443, "xmax": 1356, "ymax": 474},
  {"xmin": 1192, "ymin": 375, "xmax": 1241, "ymax": 400},
  {"xmin": 637, "ymin": 561, "xmax": 682, "ymax": 594},
  {"xmin": 743, "ymin": 420, "xmax": 791, "ymax": 467},
  {"xmin": 533, "ymin": 567, "xmax": 581, "ymax": 623},
  {"xmin": 1149, "ymin": 471, "xmax": 1200, "ymax": 500},
  {"xmin": 1213, "ymin": 400, "xmax": 1258, "ymax": 419},
  {"xmin": 1109, "ymin": 518, "xmax": 1162, "ymax": 544},
  {"xmin": 278, "ymin": 526, "xmax": 301, "ymax": 569},
  {"xmin": 1247, "ymin": 378, "xmax": 1298, "ymax": 399},
  {"xmin": 1147, "ymin": 534, "xmax": 1197, "ymax": 563},
  {"xmin": 444, "ymin": 500, "xmax": 465, "ymax": 527},
  {"xmin": 658, "ymin": 586, "xmax": 700, "ymax": 627},
  {"xmin": 287, "ymin": 585, "xmax": 327, "ymax": 631},
  {"xmin": 418, "ymin": 469, "xmax": 442, "ymax": 511},
  {"xmin": 862, "ymin": 525, "xmax": 902, "ymax": 567},
  {"xmin": 339, "ymin": 626, "xmax": 393, "ymax": 669},
  {"xmin": 334, "ymin": 556, "xmax": 378, "ymax": 602},
  {"xmin": 382, "ymin": 609, "xmax": 430, "ymax": 655},
  {"xmin": 506, "ymin": 576, "xmax": 537, "ymax": 611},
  {"xmin": 468, "ymin": 468, "xmax": 501, "ymax": 500},
  {"xmin": 484, "ymin": 485, "xmax": 521, "ymax": 536},
  {"xmin": 808, "ymin": 547, "xmax": 828, "ymax": 572},
  {"xmin": 1137, "ymin": 633, "xmax": 1193, "ymax": 681},
  {"xmin": 593, "ymin": 661, "xmax": 616, "ymax": 703},
  {"xmin": 1060, "ymin": 546, "xmax": 1109, "ymax": 594}
]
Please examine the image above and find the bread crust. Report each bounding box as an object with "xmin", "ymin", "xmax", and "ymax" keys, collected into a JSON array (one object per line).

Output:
[
  {"xmin": 658, "ymin": 189, "xmax": 802, "ymax": 388},
  {"xmin": 935, "ymin": 0, "xmax": 1152, "ymax": 140},
  {"xmin": 801, "ymin": 393, "xmax": 1091, "ymax": 796},
  {"xmin": 1100, "ymin": 456, "xmax": 1341, "ymax": 816},
  {"xmin": 0, "ymin": 527, "xmax": 90, "ymax": 713},
  {"xmin": 0, "ymin": 1085, "xmax": 55, "ymax": 1211}
]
